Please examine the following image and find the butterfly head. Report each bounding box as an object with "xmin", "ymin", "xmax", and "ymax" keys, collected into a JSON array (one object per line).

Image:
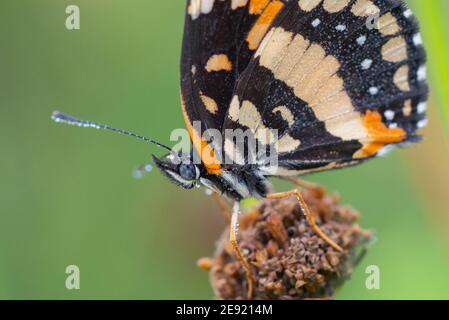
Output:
[{"xmin": 152, "ymin": 153, "xmax": 202, "ymax": 190}]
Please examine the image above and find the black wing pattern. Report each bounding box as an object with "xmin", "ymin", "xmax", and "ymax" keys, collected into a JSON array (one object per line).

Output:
[
  {"xmin": 180, "ymin": 0, "xmax": 286, "ymax": 173},
  {"xmin": 222, "ymin": 0, "xmax": 428, "ymax": 176}
]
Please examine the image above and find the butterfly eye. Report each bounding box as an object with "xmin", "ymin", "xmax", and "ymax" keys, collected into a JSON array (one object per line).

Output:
[{"xmin": 179, "ymin": 164, "xmax": 198, "ymax": 181}]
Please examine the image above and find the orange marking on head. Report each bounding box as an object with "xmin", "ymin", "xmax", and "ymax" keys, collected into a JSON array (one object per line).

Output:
[
  {"xmin": 246, "ymin": 0, "xmax": 284, "ymax": 50},
  {"xmin": 355, "ymin": 110, "xmax": 407, "ymax": 158},
  {"xmin": 180, "ymin": 95, "xmax": 223, "ymax": 175},
  {"xmin": 249, "ymin": 0, "xmax": 271, "ymax": 14}
]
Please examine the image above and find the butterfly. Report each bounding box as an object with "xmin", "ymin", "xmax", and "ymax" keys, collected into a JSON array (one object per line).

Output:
[{"xmin": 52, "ymin": 0, "xmax": 428, "ymax": 299}]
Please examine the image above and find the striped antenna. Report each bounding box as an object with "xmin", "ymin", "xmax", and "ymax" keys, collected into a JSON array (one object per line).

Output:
[{"xmin": 51, "ymin": 111, "xmax": 173, "ymax": 152}]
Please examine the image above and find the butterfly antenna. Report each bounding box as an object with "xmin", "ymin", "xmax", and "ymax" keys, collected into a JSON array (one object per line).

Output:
[{"xmin": 51, "ymin": 111, "xmax": 173, "ymax": 152}]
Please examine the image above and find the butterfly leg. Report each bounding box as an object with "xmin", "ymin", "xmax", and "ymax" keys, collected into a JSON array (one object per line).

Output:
[
  {"xmin": 229, "ymin": 202, "xmax": 254, "ymax": 299},
  {"xmin": 266, "ymin": 189, "xmax": 343, "ymax": 252},
  {"xmin": 212, "ymin": 192, "xmax": 231, "ymax": 223}
]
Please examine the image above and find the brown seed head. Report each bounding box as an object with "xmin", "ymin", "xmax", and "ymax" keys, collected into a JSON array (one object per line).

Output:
[{"xmin": 203, "ymin": 187, "xmax": 372, "ymax": 300}]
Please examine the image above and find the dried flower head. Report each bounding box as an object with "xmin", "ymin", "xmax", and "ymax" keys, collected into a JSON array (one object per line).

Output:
[{"xmin": 200, "ymin": 186, "xmax": 372, "ymax": 300}]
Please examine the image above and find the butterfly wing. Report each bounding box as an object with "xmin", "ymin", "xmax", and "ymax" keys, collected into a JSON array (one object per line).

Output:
[
  {"xmin": 180, "ymin": 0, "xmax": 287, "ymax": 173},
  {"xmin": 222, "ymin": 0, "xmax": 428, "ymax": 175}
]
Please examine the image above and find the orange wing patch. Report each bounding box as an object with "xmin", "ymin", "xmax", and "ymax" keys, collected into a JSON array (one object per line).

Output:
[
  {"xmin": 181, "ymin": 94, "xmax": 223, "ymax": 174},
  {"xmin": 246, "ymin": 0, "xmax": 284, "ymax": 50},
  {"xmin": 249, "ymin": 0, "xmax": 271, "ymax": 14},
  {"xmin": 354, "ymin": 110, "xmax": 407, "ymax": 158}
]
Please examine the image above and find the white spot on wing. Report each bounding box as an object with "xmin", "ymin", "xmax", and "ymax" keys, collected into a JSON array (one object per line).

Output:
[
  {"xmin": 357, "ymin": 35, "xmax": 367, "ymax": 46},
  {"xmin": 389, "ymin": 123, "xmax": 398, "ymax": 129},
  {"xmin": 312, "ymin": 18, "xmax": 321, "ymax": 27},
  {"xmin": 361, "ymin": 59, "xmax": 373, "ymax": 70},
  {"xmin": 369, "ymin": 87, "xmax": 379, "ymax": 95},
  {"xmin": 417, "ymin": 102, "xmax": 427, "ymax": 114},
  {"xmin": 403, "ymin": 9, "xmax": 413, "ymax": 18},
  {"xmin": 417, "ymin": 65, "xmax": 427, "ymax": 81},
  {"xmin": 189, "ymin": 0, "xmax": 215, "ymax": 20},
  {"xmin": 417, "ymin": 119, "xmax": 428, "ymax": 128},
  {"xmin": 413, "ymin": 33, "xmax": 423, "ymax": 46},
  {"xmin": 188, "ymin": 0, "xmax": 201, "ymax": 19},
  {"xmin": 336, "ymin": 24, "xmax": 346, "ymax": 31},
  {"xmin": 384, "ymin": 110, "xmax": 395, "ymax": 121},
  {"xmin": 201, "ymin": 0, "xmax": 215, "ymax": 14}
]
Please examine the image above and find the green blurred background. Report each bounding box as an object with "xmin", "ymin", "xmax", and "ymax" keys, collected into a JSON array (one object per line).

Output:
[{"xmin": 1, "ymin": 1, "xmax": 448, "ymax": 299}]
